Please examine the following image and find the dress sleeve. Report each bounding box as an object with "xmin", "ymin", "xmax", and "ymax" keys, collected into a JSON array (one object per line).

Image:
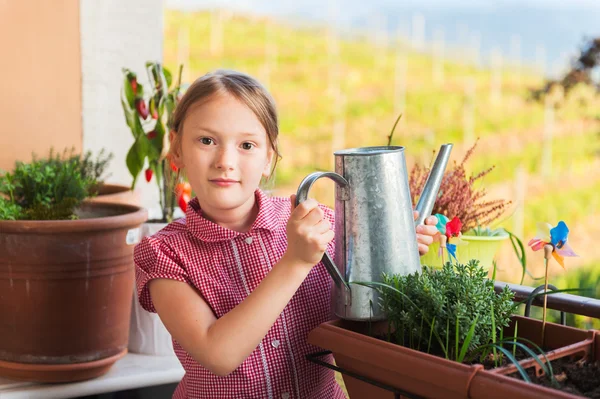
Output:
[{"xmin": 134, "ymin": 236, "xmax": 190, "ymax": 313}]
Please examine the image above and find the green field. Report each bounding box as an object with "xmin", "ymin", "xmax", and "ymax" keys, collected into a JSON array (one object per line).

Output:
[{"xmin": 163, "ymin": 9, "xmax": 600, "ymax": 285}]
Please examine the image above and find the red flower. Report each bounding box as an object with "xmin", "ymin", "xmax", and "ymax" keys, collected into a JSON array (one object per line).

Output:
[
  {"xmin": 130, "ymin": 77, "xmax": 138, "ymax": 95},
  {"xmin": 176, "ymin": 182, "xmax": 192, "ymax": 197},
  {"xmin": 176, "ymin": 182, "xmax": 192, "ymax": 212},
  {"xmin": 178, "ymin": 193, "xmax": 191, "ymax": 212},
  {"xmin": 445, "ymin": 216, "xmax": 462, "ymax": 238},
  {"xmin": 144, "ymin": 169, "xmax": 153, "ymax": 182},
  {"xmin": 146, "ymin": 131, "xmax": 157, "ymax": 140},
  {"xmin": 135, "ymin": 98, "xmax": 149, "ymax": 119}
]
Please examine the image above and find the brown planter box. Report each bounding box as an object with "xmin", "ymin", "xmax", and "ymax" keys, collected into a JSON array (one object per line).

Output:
[
  {"xmin": 489, "ymin": 315, "xmax": 595, "ymax": 377},
  {"xmin": 308, "ymin": 315, "xmax": 597, "ymax": 399},
  {"xmin": 470, "ymin": 325, "xmax": 599, "ymax": 399},
  {"xmin": 0, "ymin": 202, "xmax": 147, "ymax": 382},
  {"xmin": 309, "ymin": 318, "xmax": 482, "ymax": 399}
]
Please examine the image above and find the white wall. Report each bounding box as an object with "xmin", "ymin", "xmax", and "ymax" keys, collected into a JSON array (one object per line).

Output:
[{"xmin": 80, "ymin": 0, "xmax": 164, "ymax": 219}]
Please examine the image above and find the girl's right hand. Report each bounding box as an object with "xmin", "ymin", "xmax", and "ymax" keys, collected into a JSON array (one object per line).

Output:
[{"xmin": 285, "ymin": 194, "xmax": 334, "ymax": 268}]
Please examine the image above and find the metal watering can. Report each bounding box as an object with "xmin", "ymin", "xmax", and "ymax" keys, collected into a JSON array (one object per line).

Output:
[{"xmin": 295, "ymin": 144, "xmax": 453, "ymax": 321}]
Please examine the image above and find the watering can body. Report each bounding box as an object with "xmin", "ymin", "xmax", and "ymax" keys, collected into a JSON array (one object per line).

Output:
[{"xmin": 296, "ymin": 145, "xmax": 452, "ymax": 321}]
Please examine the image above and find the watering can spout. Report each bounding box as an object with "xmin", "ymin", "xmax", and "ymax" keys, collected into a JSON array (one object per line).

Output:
[{"xmin": 414, "ymin": 143, "xmax": 454, "ymax": 226}]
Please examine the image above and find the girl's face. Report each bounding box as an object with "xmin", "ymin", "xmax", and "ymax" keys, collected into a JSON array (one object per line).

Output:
[{"xmin": 173, "ymin": 93, "xmax": 274, "ymax": 216}]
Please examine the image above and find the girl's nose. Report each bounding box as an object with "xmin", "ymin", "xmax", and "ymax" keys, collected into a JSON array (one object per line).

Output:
[{"xmin": 214, "ymin": 146, "xmax": 236, "ymax": 170}]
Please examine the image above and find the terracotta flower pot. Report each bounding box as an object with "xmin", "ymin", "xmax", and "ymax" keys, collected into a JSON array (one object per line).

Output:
[
  {"xmin": 0, "ymin": 202, "xmax": 147, "ymax": 382},
  {"xmin": 128, "ymin": 222, "xmax": 175, "ymax": 356},
  {"xmin": 308, "ymin": 315, "xmax": 596, "ymax": 398},
  {"xmin": 87, "ymin": 183, "xmax": 140, "ymax": 207}
]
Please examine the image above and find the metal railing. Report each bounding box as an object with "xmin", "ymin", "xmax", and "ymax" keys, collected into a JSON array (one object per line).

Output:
[{"xmin": 494, "ymin": 281, "xmax": 600, "ymax": 319}]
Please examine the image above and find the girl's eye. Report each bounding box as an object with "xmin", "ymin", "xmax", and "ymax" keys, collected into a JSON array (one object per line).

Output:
[
  {"xmin": 200, "ymin": 137, "xmax": 214, "ymax": 145},
  {"xmin": 241, "ymin": 142, "xmax": 255, "ymax": 150}
]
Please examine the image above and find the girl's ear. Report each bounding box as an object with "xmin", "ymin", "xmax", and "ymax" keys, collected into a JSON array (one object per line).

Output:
[
  {"xmin": 169, "ymin": 130, "xmax": 185, "ymax": 169},
  {"xmin": 262, "ymin": 147, "xmax": 275, "ymax": 178}
]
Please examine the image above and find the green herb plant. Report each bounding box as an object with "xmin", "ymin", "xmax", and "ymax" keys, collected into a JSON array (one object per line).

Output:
[
  {"xmin": 0, "ymin": 148, "xmax": 112, "ymax": 220},
  {"xmin": 356, "ymin": 260, "xmax": 558, "ymax": 383},
  {"xmin": 375, "ymin": 261, "xmax": 515, "ymax": 361}
]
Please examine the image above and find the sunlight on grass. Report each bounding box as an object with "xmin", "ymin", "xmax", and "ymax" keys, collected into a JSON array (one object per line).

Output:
[{"xmin": 164, "ymin": 9, "xmax": 600, "ymax": 285}]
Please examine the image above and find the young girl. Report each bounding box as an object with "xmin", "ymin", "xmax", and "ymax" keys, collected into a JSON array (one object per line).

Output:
[{"xmin": 134, "ymin": 69, "xmax": 438, "ymax": 399}]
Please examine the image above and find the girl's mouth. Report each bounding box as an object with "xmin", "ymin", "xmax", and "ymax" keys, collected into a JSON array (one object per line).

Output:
[{"xmin": 210, "ymin": 179, "xmax": 239, "ymax": 187}]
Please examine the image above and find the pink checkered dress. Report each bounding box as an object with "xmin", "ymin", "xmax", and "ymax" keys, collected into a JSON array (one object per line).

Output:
[{"xmin": 134, "ymin": 189, "xmax": 346, "ymax": 399}]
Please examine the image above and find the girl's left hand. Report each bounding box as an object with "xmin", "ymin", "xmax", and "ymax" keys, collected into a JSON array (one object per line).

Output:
[{"xmin": 413, "ymin": 211, "xmax": 438, "ymax": 255}]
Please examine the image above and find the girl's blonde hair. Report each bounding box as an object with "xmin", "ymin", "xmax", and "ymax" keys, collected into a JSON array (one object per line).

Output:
[{"xmin": 170, "ymin": 70, "xmax": 281, "ymax": 182}]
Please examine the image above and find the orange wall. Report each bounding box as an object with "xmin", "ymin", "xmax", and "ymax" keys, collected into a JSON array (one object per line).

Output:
[{"xmin": 0, "ymin": 0, "xmax": 81, "ymax": 171}]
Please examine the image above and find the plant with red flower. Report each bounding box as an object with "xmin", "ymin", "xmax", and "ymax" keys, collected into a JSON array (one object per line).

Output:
[{"xmin": 121, "ymin": 61, "xmax": 189, "ymax": 222}]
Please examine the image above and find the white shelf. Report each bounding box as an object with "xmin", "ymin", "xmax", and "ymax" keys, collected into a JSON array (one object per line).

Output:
[{"xmin": 0, "ymin": 353, "xmax": 184, "ymax": 399}]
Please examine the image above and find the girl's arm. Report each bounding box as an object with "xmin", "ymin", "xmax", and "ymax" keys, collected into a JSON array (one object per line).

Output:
[{"xmin": 149, "ymin": 197, "xmax": 332, "ymax": 377}]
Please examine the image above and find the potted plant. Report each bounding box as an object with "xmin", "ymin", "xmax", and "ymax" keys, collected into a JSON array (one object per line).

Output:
[
  {"xmin": 121, "ymin": 61, "xmax": 189, "ymax": 224},
  {"xmin": 120, "ymin": 61, "xmax": 190, "ymax": 356},
  {"xmin": 412, "ymin": 140, "xmax": 512, "ymax": 271},
  {"xmin": 307, "ymin": 261, "xmax": 600, "ymax": 398},
  {"xmin": 0, "ymin": 150, "xmax": 147, "ymax": 382},
  {"xmin": 59, "ymin": 148, "xmax": 141, "ymax": 207}
]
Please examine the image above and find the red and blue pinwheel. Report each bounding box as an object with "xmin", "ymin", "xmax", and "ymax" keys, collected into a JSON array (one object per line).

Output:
[
  {"xmin": 528, "ymin": 221, "xmax": 578, "ymax": 268},
  {"xmin": 434, "ymin": 214, "xmax": 464, "ymax": 262}
]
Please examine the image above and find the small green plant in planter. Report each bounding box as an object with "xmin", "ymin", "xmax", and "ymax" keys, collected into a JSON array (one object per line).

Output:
[
  {"xmin": 72, "ymin": 148, "xmax": 114, "ymax": 195},
  {"xmin": 356, "ymin": 262, "xmax": 563, "ymax": 383},
  {"xmin": 370, "ymin": 261, "xmax": 521, "ymax": 362},
  {"xmin": 0, "ymin": 148, "xmax": 112, "ymax": 220}
]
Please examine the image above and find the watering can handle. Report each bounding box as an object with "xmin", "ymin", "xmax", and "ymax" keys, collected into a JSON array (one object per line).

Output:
[
  {"xmin": 295, "ymin": 172, "xmax": 351, "ymax": 292},
  {"xmin": 414, "ymin": 143, "xmax": 453, "ymax": 226}
]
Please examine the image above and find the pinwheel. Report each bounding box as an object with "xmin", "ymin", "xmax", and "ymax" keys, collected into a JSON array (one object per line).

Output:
[
  {"xmin": 433, "ymin": 214, "xmax": 466, "ymax": 265},
  {"xmin": 528, "ymin": 221, "xmax": 578, "ymax": 341},
  {"xmin": 528, "ymin": 221, "xmax": 578, "ymax": 268}
]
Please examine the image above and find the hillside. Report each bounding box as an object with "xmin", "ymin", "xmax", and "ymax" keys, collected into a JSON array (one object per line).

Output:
[{"xmin": 163, "ymin": 9, "xmax": 600, "ymax": 284}]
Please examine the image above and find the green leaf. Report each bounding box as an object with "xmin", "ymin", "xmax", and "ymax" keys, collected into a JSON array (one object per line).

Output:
[
  {"xmin": 457, "ymin": 316, "xmax": 479, "ymax": 363},
  {"xmin": 164, "ymin": 95, "xmax": 175, "ymax": 129},
  {"xmin": 136, "ymin": 82, "xmax": 145, "ymax": 97},
  {"xmin": 148, "ymin": 119, "xmax": 165, "ymax": 161},
  {"xmin": 513, "ymin": 320, "xmax": 518, "ymax": 357},
  {"xmin": 490, "ymin": 346, "xmax": 531, "ymax": 383},
  {"xmin": 455, "ymin": 314, "xmax": 459, "ymax": 361},
  {"xmin": 164, "ymin": 66, "xmax": 173, "ymax": 88},
  {"xmin": 126, "ymin": 135, "xmax": 148, "ymax": 189},
  {"xmin": 121, "ymin": 96, "xmax": 137, "ymax": 132},
  {"xmin": 505, "ymin": 229, "xmax": 528, "ymax": 285},
  {"xmin": 500, "ymin": 337, "xmax": 556, "ymax": 385},
  {"xmin": 0, "ymin": 197, "xmax": 22, "ymax": 220},
  {"xmin": 133, "ymin": 114, "xmax": 146, "ymax": 139},
  {"xmin": 491, "ymin": 302, "xmax": 498, "ymax": 367},
  {"xmin": 122, "ymin": 72, "xmax": 135, "ymax": 107}
]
